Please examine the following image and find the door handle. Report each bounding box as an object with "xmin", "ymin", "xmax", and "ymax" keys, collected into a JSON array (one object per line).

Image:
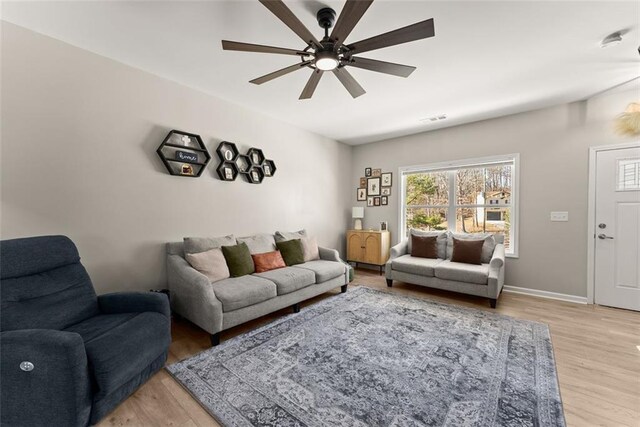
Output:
[{"xmin": 597, "ymin": 234, "xmax": 614, "ymax": 240}]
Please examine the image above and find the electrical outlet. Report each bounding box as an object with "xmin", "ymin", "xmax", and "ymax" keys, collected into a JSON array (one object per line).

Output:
[{"xmin": 550, "ymin": 211, "xmax": 569, "ymax": 222}]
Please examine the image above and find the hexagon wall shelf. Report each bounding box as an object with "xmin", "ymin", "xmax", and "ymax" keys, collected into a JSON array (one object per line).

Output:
[
  {"xmin": 215, "ymin": 142, "xmax": 276, "ymax": 184},
  {"xmin": 247, "ymin": 148, "xmax": 265, "ymax": 166},
  {"xmin": 216, "ymin": 141, "xmax": 239, "ymax": 163},
  {"xmin": 247, "ymin": 166, "xmax": 265, "ymax": 184},
  {"xmin": 236, "ymin": 154, "xmax": 252, "ymax": 175},
  {"xmin": 217, "ymin": 161, "xmax": 239, "ymax": 182},
  {"xmin": 157, "ymin": 130, "xmax": 211, "ymax": 177},
  {"xmin": 263, "ymin": 159, "xmax": 277, "ymax": 177}
]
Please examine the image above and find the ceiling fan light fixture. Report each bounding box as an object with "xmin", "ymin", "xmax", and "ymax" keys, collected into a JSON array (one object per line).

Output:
[{"xmin": 315, "ymin": 51, "xmax": 339, "ymax": 71}]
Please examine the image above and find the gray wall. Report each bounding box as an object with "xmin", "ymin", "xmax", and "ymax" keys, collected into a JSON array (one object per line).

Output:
[
  {"xmin": 1, "ymin": 23, "xmax": 352, "ymax": 293},
  {"xmin": 350, "ymin": 86, "xmax": 639, "ymax": 297}
]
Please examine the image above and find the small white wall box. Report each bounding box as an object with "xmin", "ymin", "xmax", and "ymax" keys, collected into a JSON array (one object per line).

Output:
[{"xmin": 550, "ymin": 212, "xmax": 569, "ymax": 222}]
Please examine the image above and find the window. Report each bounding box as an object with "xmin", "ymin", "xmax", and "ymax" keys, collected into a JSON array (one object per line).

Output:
[
  {"xmin": 400, "ymin": 154, "xmax": 519, "ymax": 256},
  {"xmin": 617, "ymin": 158, "xmax": 640, "ymax": 191}
]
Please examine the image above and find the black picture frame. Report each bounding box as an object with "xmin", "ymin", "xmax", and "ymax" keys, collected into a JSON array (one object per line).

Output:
[
  {"xmin": 357, "ymin": 188, "xmax": 366, "ymax": 201},
  {"xmin": 365, "ymin": 167, "xmax": 372, "ymax": 177},
  {"xmin": 367, "ymin": 177, "xmax": 381, "ymax": 196},
  {"xmin": 381, "ymin": 196, "xmax": 388, "ymax": 205},
  {"xmin": 367, "ymin": 197, "xmax": 374, "ymax": 207},
  {"xmin": 381, "ymin": 172, "xmax": 393, "ymax": 187},
  {"xmin": 381, "ymin": 187, "xmax": 391, "ymax": 196},
  {"xmin": 374, "ymin": 197, "xmax": 381, "ymax": 206}
]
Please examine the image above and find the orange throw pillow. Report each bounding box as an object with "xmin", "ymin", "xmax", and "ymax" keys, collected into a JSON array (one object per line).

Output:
[{"xmin": 252, "ymin": 250, "xmax": 286, "ymax": 273}]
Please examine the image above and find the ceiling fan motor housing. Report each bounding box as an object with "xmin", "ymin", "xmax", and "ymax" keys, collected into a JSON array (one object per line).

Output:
[{"xmin": 317, "ymin": 8, "xmax": 336, "ymax": 29}]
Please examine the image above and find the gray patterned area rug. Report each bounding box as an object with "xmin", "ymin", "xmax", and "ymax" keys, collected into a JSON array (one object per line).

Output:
[{"xmin": 167, "ymin": 286, "xmax": 565, "ymax": 427}]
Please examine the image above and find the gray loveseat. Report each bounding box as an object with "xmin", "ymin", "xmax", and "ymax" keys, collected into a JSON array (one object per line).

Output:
[
  {"xmin": 385, "ymin": 230, "xmax": 505, "ymax": 307},
  {"xmin": 166, "ymin": 233, "xmax": 348, "ymax": 346}
]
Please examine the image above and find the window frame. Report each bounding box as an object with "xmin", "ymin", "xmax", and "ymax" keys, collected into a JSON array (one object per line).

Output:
[{"xmin": 398, "ymin": 153, "xmax": 520, "ymax": 258}]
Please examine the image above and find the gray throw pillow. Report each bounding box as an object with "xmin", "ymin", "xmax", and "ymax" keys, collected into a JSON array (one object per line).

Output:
[
  {"xmin": 446, "ymin": 232, "xmax": 496, "ymax": 263},
  {"xmin": 301, "ymin": 236, "xmax": 320, "ymax": 262},
  {"xmin": 274, "ymin": 229, "xmax": 307, "ymax": 243},
  {"xmin": 184, "ymin": 235, "xmax": 236, "ymax": 254},
  {"xmin": 236, "ymin": 234, "xmax": 277, "ymax": 254},
  {"xmin": 408, "ymin": 229, "xmax": 448, "ymax": 259},
  {"xmin": 185, "ymin": 248, "xmax": 230, "ymax": 283}
]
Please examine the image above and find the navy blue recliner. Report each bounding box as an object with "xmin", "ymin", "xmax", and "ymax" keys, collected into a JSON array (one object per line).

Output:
[{"xmin": 0, "ymin": 235, "xmax": 171, "ymax": 426}]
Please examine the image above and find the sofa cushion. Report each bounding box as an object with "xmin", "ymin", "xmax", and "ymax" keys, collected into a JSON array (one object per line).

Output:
[
  {"xmin": 450, "ymin": 238, "xmax": 484, "ymax": 265},
  {"xmin": 184, "ymin": 235, "xmax": 236, "ymax": 254},
  {"xmin": 274, "ymin": 229, "xmax": 307, "ymax": 242},
  {"xmin": 434, "ymin": 260, "xmax": 490, "ymax": 285},
  {"xmin": 301, "ymin": 236, "xmax": 320, "ymax": 262},
  {"xmin": 236, "ymin": 234, "xmax": 277, "ymax": 255},
  {"xmin": 296, "ymin": 260, "xmax": 346, "ymax": 283},
  {"xmin": 185, "ymin": 248, "xmax": 230, "ymax": 282},
  {"xmin": 65, "ymin": 312, "xmax": 170, "ymax": 399},
  {"xmin": 446, "ymin": 233, "xmax": 496, "ymax": 263},
  {"xmin": 221, "ymin": 242, "xmax": 255, "ymax": 277},
  {"xmin": 408, "ymin": 230, "xmax": 448, "ymax": 259},
  {"xmin": 255, "ymin": 267, "xmax": 315, "ymax": 295},
  {"xmin": 391, "ymin": 255, "xmax": 444, "ymax": 277},
  {"xmin": 212, "ymin": 275, "xmax": 277, "ymax": 312},
  {"xmin": 411, "ymin": 235, "xmax": 438, "ymax": 259},
  {"xmin": 276, "ymin": 239, "xmax": 305, "ymax": 266}
]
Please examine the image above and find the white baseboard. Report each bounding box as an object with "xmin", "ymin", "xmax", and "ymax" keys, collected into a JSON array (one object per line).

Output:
[{"xmin": 502, "ymin": 286, "xmax": 588, "ymax": 304}]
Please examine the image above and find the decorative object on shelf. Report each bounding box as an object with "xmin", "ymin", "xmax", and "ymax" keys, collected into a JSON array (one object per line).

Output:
[
  {"xmin": 216, "ymin": 141, "xmax": 239, "ymax": 162},
  {"xmin": 359, "ymin": 177, "xmax": 366, "ymax": 187},
  {"xmin": 381, "ymin": 196, "xmax": 388, "ymax": 206},
  {"xmin": 263, "ymin": 159, "xmax": 277, "ymax": 177},
  {"xmin": 374, "ymin": 197, "xmax": 381, "ymax": 206},
  {"xmin": 157, "ymin": 130, "xmax": 211, "ymax": 177},
  {"xmin": 365, "ymin": 167, "xmax": 372, "ymax": 177},
  {"xmin": 357, "ymin": 188, "xmax": 366, "ymax": 201},
  {"xmin": 367, "ymin": 197, "xmax": 374, "ymax": 207},
  {"xmin": 216, "ymin": 161, "xmax": 239, "ymax": 181},
  {"xmin": 248, "ymin": 166, "xmax": 265, "ymax": 184},
  {"xmin": 380, "ymin": 221, "xmax": 388, "ymax": 231},
  {"xmin": 381, "ymin": 172, "xmax": 393, "ymax": 187},
  {"xmin": 372, "ymin": 168, "xmax": 382, "ymax": 177},
  {"xmin": 352, "ymin": 207, "xmax": 364, "ymax": 230},
  {"xmin": 367, "ymin": 177, "xmax": 381, "ymax": 196},
  {"xmin": 615, "ymin": 102, "xmax": 640, "ymax": 136},
  {"xmin": 381, "ymin": 187, "xmax": 391, "ymax": 196}
]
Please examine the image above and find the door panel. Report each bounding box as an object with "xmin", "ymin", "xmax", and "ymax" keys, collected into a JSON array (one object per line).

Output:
[
  {"xmin": 594, "ymin": 146, "xmax": 640, "ymax": 311},
  {"xmin": 364, "ymin": 234, "xmax": 381, "ymax": 265},
  {"xmin": 348, "ymin": 233, "xmax": 363, "ymax": 262}
]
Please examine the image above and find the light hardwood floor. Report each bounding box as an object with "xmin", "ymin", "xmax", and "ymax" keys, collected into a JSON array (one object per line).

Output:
[{"xmin": 97, "ymin": 269, "xmax": 640, "ymax": 427}]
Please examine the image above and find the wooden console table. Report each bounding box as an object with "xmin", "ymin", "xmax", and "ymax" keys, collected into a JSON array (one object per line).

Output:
[{"xmin": 346, "ymin": 230, "xmax": 391, "ymax": 275}]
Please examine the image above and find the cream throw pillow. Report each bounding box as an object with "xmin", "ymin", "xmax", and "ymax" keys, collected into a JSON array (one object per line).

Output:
[
  {"xmin": 185, "ymin": 248, "xmax": 230, "ymax": 283},
  {"xmin": 301, "ymin": 236, "xmax": 320, "ymax": 262}
]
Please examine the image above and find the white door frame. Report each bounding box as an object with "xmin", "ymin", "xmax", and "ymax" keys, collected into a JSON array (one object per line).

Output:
[{"xmin": 587, "ymin": 142, "xmax": 640, "ymax": 304}]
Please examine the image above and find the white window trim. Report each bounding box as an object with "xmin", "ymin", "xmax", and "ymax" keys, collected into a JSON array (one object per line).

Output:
[{"xmin": 398, "ymin": 153, "xmax": 520, "ymax": 258}]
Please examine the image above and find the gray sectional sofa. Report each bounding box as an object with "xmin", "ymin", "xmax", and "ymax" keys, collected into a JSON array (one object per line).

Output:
[
  {"xmin": 166, "ymin": 233, "xmax": 348, "ymax": 346},
  {"xmin": 385, "ymin": 230, "xmax": 506, "ymax": 307}
]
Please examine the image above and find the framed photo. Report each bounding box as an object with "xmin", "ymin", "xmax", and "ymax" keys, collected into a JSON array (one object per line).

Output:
[
  {"xmin": 251, "ymin": 170, "xmax": 260, "ymax": 182},
  {"xmin": 381, "ymin": 196, "xmax": 388, "ymax": 205},
  {"xmin": 367, "ymin": 197, "xmax": 374, "ymax": 207},
  {"xmin": 365, "ymin": 167, "xmax": 372, "ymax": 177},
  {"xmin": 374, "ymin": 197, "xmax": 381, "ymax": 206},
  {"xmin": 359, "ymin": 177, "xmax": 367, "ymax": 187},
  {"xmin": 381, "ymin": 187, "xmax": 391, "ymax": 196},
  {"xmin": 224, "ymin": 167, "xmax": 233, "ymax": 180},
  {"xmin": 263, "ymin": 164, "xmax": 272, "ymax": 176},
  {"xmin": 381, "ymin": 172, "xmax": 392, "ymax": 187},
  {"xmin": 367, "ymin": 177, "xmax": 381, "ymax": 196},
  {"xmin": 357, "ymin": 188, "xmax": 366, "ymax": 201},
  {"xmin": 372, "ymin": 168, "xmax": 382, "ymax": 177}
]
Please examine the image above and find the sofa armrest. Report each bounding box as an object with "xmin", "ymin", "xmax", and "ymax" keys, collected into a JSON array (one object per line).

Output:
[
  {"xmin": 98, "ymin": 292, "xmax": 170, "ymax": 318},
  {"xmin": 167, "ymin": 254, "xmax": 223, "ymax": 335},
  {"xmin": 390, "ymin": 240, "xmax": 408, "ymax": 260},
  {"xmin": 488, "ymin": 243, "xmax": 506, "ymax": 298},
  {"xmin": 490, "ymin": 243, "xmax": 505, "ymax": 269},
  {"xmin": 318, "ymin": 246, "xmax": 341, "ymax": 262},
  {"xmin": 1, "ymin": 329, "xmax": 92, "ymax": 427}
]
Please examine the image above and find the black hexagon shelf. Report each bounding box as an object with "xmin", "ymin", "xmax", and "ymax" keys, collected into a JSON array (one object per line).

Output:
[
  {"xmin": 247, "ymin": 148, "xmax": 265, "ymax": 166},
  {"xmin": 235, "ymin": 154, "xmax": 252, "ymax": 175},
  {"xmin": 246, "ymin": 166, "xmax": 265, "ymax": 184},
  {"xmin": 217, "ymin": 161, "xmax": 239, "ymax": 181},
  {"xmin": 263, "ymin": 159, "xmax": 277, "ymax": 177},
  {"xmin": 156, "ymin": 130, "xmax": 211, "ymax": 177},
  {"xmin": 216, "ymin": 141, "xmax": 239, "ymax": 163}
]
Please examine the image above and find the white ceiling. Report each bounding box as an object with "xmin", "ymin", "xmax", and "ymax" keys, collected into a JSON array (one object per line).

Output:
[{"xmin": 2, "ymin": 1, "xmax": 639, "ymax": 144}]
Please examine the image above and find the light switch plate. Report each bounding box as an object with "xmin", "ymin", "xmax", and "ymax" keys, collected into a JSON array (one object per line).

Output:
[{"xmin": 550, "ymin": 211, "xmax": 569, "ymax": 222}]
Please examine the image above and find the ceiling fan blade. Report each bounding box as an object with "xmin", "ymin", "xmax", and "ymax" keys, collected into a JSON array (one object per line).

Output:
[
  {"xmin": 250, "ymin": 61, "xmax": 312, "ymax": 85},
  {"xmin": 299, "ymin": 69, "xmax": 324, "ymax": 99},
  {"xmin": 329, "ymin": 0, "xmax": 374, "ymax": 44},
  {"xmin": 346, "ymin": 18, "xmax": 434, "ymax": 55},
  {"xmin": 332, "ymin": 67, "xmax": 366, "ymax": 98},
  {"xmin": 259, "ymin": 0, "xmax": 321, "ymax": 48},
  {"xmin": 345, "ymin": 56, "xmax": 416, "ymax": 77},
  {"xmin": 222, "ymin": 40, "xmax": 306, "ymax": 56}
]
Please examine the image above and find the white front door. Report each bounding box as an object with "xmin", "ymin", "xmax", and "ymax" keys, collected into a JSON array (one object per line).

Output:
[{"xmin": 594, "ymin": 145, "xmax": 640, "ymax": 311}]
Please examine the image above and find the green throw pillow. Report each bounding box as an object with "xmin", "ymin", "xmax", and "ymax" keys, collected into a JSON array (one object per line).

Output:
[
  {"xmin": 221, "ymin": 242, "xmax": 255, "ymax": 277},
  {"xmin": 276, "ymin": 239, "xmax": 305, "ymax": 266}
]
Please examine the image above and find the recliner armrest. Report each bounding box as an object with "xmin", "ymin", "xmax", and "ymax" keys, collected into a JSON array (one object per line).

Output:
[
  {"xmin": 98, "ymin": 292, "xmax": 170, "ymax": 318},
  {"xmin": 1, "ymin": 329, "xmax": 91, "ymax": 427},
  {"xmin": 318, "ymin": 246, "xmax": 341, "ymax": 262}
]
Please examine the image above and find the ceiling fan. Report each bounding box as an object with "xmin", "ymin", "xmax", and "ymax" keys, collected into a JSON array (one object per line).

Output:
[{"xmin": 221, "ymin": 0, "xmax": 435, "ymax": 99}]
